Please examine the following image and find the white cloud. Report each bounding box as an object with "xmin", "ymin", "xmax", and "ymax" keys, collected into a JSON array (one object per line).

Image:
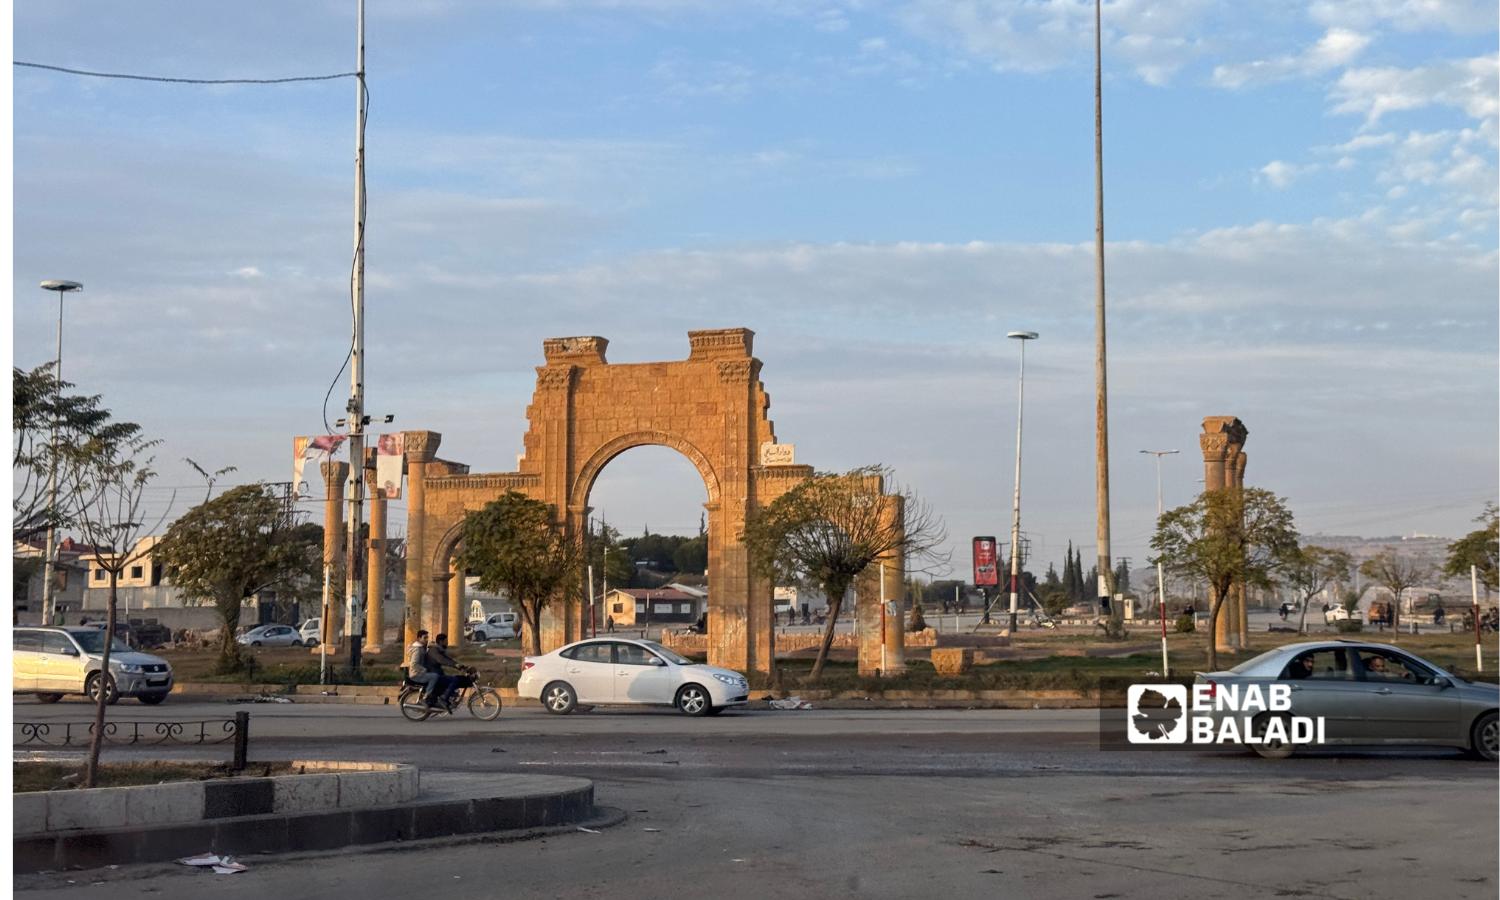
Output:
[
  {"xmin": 230, "ymin": 266, "xmax": 263, "ymax": 279},
  {"xmin": 1258, "ymin": 159, "xmax": 1315, "ymax": 189},
  {"xmin": 1213, "ymin": 28, "xmax": 1372, "ymax": 89},
  {"xmin": 1308, "ymin": 0, "xmax": 1497, "ymax": 35},
  {"xmin": 1331, "ymin": 54, "xmax": 1500, "ymax": 124}
]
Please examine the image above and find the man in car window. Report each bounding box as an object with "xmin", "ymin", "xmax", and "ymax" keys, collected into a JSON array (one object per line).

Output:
[{"xmin": 1365, "ymin": 655, "xmax": 1391, "ymax": 680}]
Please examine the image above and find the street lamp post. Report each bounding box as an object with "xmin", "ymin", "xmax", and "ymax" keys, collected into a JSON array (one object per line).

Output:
[
  {"xmin": 1006, "ymin": 331, "xmax": 1039, "ymax": 635},
  {"xmin": 38, "ymin": 279, "xmax": 83, "ymax": 626},
  {"xmin": 1140, "ymin": 449, "xmax": 1179, "ymax": 675}
]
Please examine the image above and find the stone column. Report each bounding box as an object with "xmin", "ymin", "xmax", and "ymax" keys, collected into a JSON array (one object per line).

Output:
[
  {"xmin": 365, "ymin": 455, "xmax": 387, "ymax": 653},
  {"xmin": 1201, "ymin": 417, "xmax": 1248, "ymax": 656},
  {"xmin": 1232, "ymin": 450, "xmax": 1250, "ymax": 649},
  {"xmin": 321, "ymin": 461, "xmax": 348, "ymax": 648},
  {"xmin": 402, "ymin": 431, "xmax": 441, "ymax": 645},
  {"xmin": 447, "ymin": 558, "xmax": 465, "ymax": 646}
]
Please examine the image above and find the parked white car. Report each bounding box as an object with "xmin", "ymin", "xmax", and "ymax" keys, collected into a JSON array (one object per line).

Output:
[
  {"xmin": 1324, "ymin": 606, "xmax": 1351, "ymax": 624},
  {"xmin": 517, "ymin": 637, "xmax": 749, "ymax": 716},
  {"xmin": 237, "ymin": 624, "xmax": 303, "ymax": 648},
  {"xmin": 465, "ymin": 613, "xmax": 519, "ymax": 642},
  {"xmin": 299, "ymin": 619, "xmax": 321, "ymax": 647}
]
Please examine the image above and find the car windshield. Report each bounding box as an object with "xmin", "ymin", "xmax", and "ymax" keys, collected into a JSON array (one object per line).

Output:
[
  {"xmin": 640, "ymin": 641, "xmax": 694, "ymax": 665},
  {"xmin": 1229, "ymin": 648, "xmax": 1290, "ymax": 674},
  {"xmin": 71, "ymin": 630, "xmax": 130, "ymax": 654}
]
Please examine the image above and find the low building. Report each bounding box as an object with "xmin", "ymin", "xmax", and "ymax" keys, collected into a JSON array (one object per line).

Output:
[
  {"xmin": 13, "ymin": 536, "xmax": 95, "ymax": 624},
  {"xmin": 602, "ymin": 587, "xmax": 704, "ymax": 627}
]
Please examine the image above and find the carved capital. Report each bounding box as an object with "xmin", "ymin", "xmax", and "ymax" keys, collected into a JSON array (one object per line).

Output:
[
  {"xmin": 1199, "ymin": 433, "xmax": 1230, "ymax": 456},
  {"xmin": 716, "ymin": 359, "xmax": 755, "ymax": 383},
  {"xmin": 688, "ymin": 328, "xmax": 754, "ymax": 360},
  {"xmin": 403, "ymin": 430, "xmax": 442, "ymax": 463},
  {"xmin": 542, "ymin": 336, "xmax": 608, "ymax": 365},
  {"xmin": 536, "ymin": 365, "xmax": 577, "ymax": 391},
  {"xmin": 321, "ymin": 461, "xmax": 349, "ymax": 488}
]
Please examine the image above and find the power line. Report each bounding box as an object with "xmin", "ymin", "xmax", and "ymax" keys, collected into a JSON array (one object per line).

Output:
[{"xmin": 14, "ymin": 61, "xmax": 356, "ymax": 85}]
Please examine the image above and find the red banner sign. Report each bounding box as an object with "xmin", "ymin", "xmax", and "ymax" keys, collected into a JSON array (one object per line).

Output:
[{"xmin": 972, "ymin": 536, "xmax": 999, "ymax": 587}]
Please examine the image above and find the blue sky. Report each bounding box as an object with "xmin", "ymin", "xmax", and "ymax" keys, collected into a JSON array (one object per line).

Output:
[{"xmin": 11, "ymin": 1, "xmax": 1498, "ymax": 574}]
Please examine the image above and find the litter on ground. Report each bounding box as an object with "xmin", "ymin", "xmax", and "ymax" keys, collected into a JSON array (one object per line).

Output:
[{"xmin": 770, "ymin": 697, "xmax": 814, "ymax": 710}]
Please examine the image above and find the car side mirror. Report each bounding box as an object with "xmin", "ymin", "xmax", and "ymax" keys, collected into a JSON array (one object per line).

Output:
[
  {"xmin": 64, "ymin": 647, "xmax": 79, "ymax": 657},
  {"xmin": 648, "ymin": 657, "xmax": 665, "ymax": 666},
  {"xmin": 1436, "ymin": 677, "xmax": 1453, "ymax": 690}
]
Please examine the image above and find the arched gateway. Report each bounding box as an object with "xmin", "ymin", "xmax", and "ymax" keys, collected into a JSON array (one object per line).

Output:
[{"xmin": 397, "ymin": 328, "xmax": 906, "ymax": 677}]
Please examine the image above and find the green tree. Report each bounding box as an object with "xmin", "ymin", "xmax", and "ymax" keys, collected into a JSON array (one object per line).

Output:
[
  {"xmin": 58, "ymin": 431, "xmax": 167, "ymax": 788},
  {"xmin": 13, "ymin": 364, "xmax": 141, "ymax": 542},
  {"xmin": 743, "ymin": 465, "xmax": 944, "ymax": 682},
  {"xmin": 1113, "ymin": 560, "xmax": 1132, "ymax": 596},
  {"xmin": 457, "ymin": 492, "xmax": 582, "ymax": 655},
  {"xmin": 154, "ymin": 484, "xmax": 321, "ymax": 672},
  {"xmin": 1444, "ymin": 503, "xmax": 1498, "ymax": 599},
  {"xmin": 1359, "ymin": 548, "xmax": 1429, "ymax": 638},
  {"xmin": 1151, "ymin": 488, "xmax": 1299, "ymax": 671},
  {"xmin": 673, "ymin": 533, "xmax": 709, "ymax": 574},
  {"xmin": 1282, "ymin": 544, "xmax": 1352, "ymax": 634}
]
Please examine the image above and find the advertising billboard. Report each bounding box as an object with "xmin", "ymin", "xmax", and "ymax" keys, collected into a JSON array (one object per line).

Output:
[{"xmin": 972, "ymin": 536, "xmax": 999, "ymax": 587}]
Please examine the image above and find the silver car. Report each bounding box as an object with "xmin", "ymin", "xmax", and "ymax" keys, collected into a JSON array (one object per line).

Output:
[
  {"xmin": 1196, "ymin": 640, "xmax": 1497, "ymax": 760},
  {"xmin": 12, "ymin": 626, "xmax": 174, "ymax": 705},
  {"xmin": 238, "ymin": 624, "xmax": 304, "ymax": 648}
]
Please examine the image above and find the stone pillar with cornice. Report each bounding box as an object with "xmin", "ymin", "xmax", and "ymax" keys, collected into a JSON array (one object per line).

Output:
[
  {"xmin": 321, "ymin": 461, "xmax": 348, "ymax": 649},
  {"xmin": 402, "ymin": 431, "xmax": 441, "ymax": 646},
  {"xmin": 365, "ymin": 452, "xmax": 387, "ymax": 653}
]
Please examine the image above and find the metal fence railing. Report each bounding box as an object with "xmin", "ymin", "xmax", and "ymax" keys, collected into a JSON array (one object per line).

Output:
[{"xmin": 15, "ymin": 712, "xmax": 251, "ymax": 768}]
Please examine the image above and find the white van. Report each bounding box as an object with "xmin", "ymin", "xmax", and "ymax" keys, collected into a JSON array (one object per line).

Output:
[{"xmin": 465, "ymin": 612, "xmax": 519, "ymax": 642}]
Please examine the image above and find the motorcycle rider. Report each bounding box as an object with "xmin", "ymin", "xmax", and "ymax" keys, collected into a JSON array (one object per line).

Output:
[
  {"xmin": 405, "ymin": 630, "xmax": 441, "ymax": 707},
  {"xmin": 427, "ymin": 633, "xmax": 466, "ymax": 708}
]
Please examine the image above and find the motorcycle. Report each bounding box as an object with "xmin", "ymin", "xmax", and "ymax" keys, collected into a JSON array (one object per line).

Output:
[{"xmin": 398, "ymin": 666, "xmax": 503, "ymax": 722}]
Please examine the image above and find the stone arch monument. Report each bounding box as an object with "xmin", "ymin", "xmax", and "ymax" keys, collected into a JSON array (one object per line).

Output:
[{"xmin": 391, "ymin": 328, "xmax": 906, "ymax": 678}]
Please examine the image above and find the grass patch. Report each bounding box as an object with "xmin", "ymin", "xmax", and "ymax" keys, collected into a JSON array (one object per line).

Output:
[
  {"xmin": 14, "ymin": 761, "xmax": 322, "ymax": 793},
  {"xmin": 157, "ymin": 640, "xmax": 524, "ymax": 687}
]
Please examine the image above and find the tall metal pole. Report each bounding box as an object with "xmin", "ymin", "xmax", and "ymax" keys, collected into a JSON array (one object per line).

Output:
[
  {"xmin": 38, "ymin": 280, "xmax": 81, "ymax": 626},
  {"xmin": 1006, "ymin": 332, "xmax": 1038, "ymax": 634},
  {"xmin": 345, "ymin": 0, "xmax": 368, "ymax": 674},
  {"xmin": 1141, "ymin": 449, "xmax": 1179, "ymax": 674},
  {"xmin": 1092, "ymin": 0, "xmax": 1117, "ymax": 629}
]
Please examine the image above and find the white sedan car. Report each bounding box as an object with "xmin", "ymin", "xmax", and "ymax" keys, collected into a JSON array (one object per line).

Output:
[
  {"xmin": 237, "ymin": 624, "xmax": 303, "ymax": 647},
  {"xmin": 517, "ymin": 638, "xmax": 749, "ymax": 716}
]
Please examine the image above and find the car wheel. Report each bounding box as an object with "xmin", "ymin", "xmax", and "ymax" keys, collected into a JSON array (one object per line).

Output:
[
  {"xmin": 34, "ymin": 693, "xmax": 63, "ymax": 704},
  {"xmin": 1471, "ymin": 711, "xmax": 1498, "ymax": 762},
  {"xmin": 473, "ymin": 631, "xmax": 487, "ymax": 642},
  {"xmin": 292, "ymin": 639, "xmax": 303, "ymax": 647},
  {"xmin": 1250, "ymin": 712, "xmax": 1295, "ymax": 760},
  {"xmin": 251, "ymin": 641, "xmax": 262, "ymax": 647},
  {"xmin": 305, "ymin": 638, "xmax": 319, "ymax": 648},
  {"xmin": 86, "ymin": 672, "xmax": 120, "ymax": 706},
  {"xmin": 676, "ymin": 684, "xmax": 711, "ymax": 717},
  {"xmin": 542, "ymin": 681, "xmax": 577, "ymax": 715},
  {"xmin": 138, "ymin": 693, "xmax": 167, "ymax": 705}
]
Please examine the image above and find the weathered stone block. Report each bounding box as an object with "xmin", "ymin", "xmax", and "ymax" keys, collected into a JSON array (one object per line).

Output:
[
  {"xmin": 48, "ymin": 786, "xmax": 129, "ymax": 832},
  {"xmin": 125, "ymin": 781, "xmax": 204, "ymax": 827},
  {"xmin": 273, "ymin": 773, "xmax": 339, "ymax": 814},
  {"xmin": 930, "ymin": 647, "xmax": 975, "ymax": 676},
  {"xmin": 14, "ymin": 791, "xmax": 49, "ymax": 835},
  {"xmin": 337, "ymin": 772, "xmax": 401, "ymax": 808}
]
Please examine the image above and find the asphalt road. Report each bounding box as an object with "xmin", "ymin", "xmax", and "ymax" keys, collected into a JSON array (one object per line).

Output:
[{"xmin": 14, "ymin": 699, "xmax": 1499, "ymax": 899}]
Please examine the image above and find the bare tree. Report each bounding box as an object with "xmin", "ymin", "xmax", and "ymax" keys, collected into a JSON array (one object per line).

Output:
[
  {"xmin": 744, "ymin": 466, "xmax": 946, "ymax": 683},
  {"xmin": 1359, "ymin": 548, "xmax": 1429, "ymax": 638},
  {"xmin": 1283, "ymin": 545, "xmax": 1353, "ymax": 634},
  {"xmin": 58, "ymin": 432, "xmax": 171, "ymax": 788}
]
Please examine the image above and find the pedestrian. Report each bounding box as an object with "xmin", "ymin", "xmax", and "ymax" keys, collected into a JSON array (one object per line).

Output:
[
  {"xmin": 1278, "ymin": 602, "xmax": 1290, "ymax": 621},
  {"xmin": 606, "ymin": 615, "xmax": 615, "ymax": 633},
  {"xmin": 1433, "ymin": 603, "xmax": 1445, "ymax": 626}
]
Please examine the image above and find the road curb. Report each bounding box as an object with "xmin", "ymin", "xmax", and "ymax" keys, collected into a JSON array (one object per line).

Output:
[{"xmin": 14, "ymin": 778, "xmax": 594, "ymax": 874}]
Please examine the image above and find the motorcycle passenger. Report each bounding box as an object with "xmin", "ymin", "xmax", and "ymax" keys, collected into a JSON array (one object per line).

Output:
[
  {"xmin": 427, "ymin": 633, "xmax": 465, "ymax": 708},
  {"xmin": 405, "ymin": 630, "xmax": 441, "ymax": 707}
]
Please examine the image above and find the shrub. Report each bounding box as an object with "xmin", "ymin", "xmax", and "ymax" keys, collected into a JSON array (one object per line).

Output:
[
  {"xmin": 1335, "ymin": 620, "xmax": 1364, "ymax": 633},
  {"xmin": 1173, "ymin": 614, "xmax": 1196, "ymax": 633}
]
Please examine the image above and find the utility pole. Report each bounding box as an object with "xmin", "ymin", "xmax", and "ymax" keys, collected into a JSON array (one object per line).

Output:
[
  {"xmin": 344, "ymin": 0, "xmax": 369, "ymax": 676},
  {"xmin": 1092, "ymin": 0, "xmax": 1118, "ymax": 632}
]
